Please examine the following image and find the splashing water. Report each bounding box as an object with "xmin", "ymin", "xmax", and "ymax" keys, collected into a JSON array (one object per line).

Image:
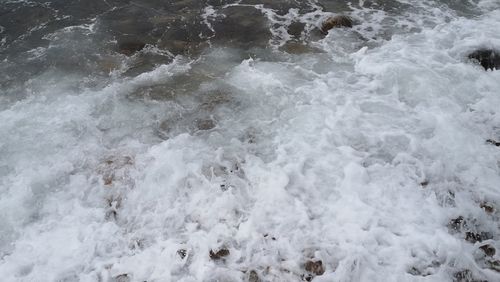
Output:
[{"xmin": 1, "ymin": 0, "xmax": 500, "ymax": 281}]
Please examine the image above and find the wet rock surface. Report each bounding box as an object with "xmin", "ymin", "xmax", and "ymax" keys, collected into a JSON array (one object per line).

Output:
[
  {"xmin": 247, "ymin": 270, "xmax": 261, "ymax": 282},
  {"xmin": 469, "ymin": 49, "xmax": 500, "ymax": 71},
  {"xmin": 448, "ymin": 216, "xmax": 466, "ymax": 232},
  {"xmin": 177, "ymin": 249, "xmax": 187, "ymax": 259},
  {"xmin": 465, "ymin": 231, "xmax": 492, "ymax": 244},
  {"xmin": 304, "ymin": 260, "xmax": 325, "ymax": 277},
  {"xmin": 480, "ymin": 202, "xmax": 495, "ymax": 214},
  {"xmin": 279, "ymin": 42, "xmax": 323, "ymax": 54},
  {"xmin": 447, "ymin": 215, "xmax": 495, "ymax": 249},
  {"xmin": 486, "ymin": 139, "xmax": 500, "ymax": 146},
  {"xmin": 479, "ymin": 245, "xmax": 496, "ymax": 257},
  {"xmin": 321, "ymin": 15, "xmax": 353, "ymax": 32},
  {"xmin": 209, "ymin": 248, "xmax": 230, "ymax": 260}
]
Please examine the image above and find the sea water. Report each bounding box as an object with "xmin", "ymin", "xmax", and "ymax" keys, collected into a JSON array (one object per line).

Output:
[{"xmin": 1, "ymin": 0, "xmax": 500, "ymax": 281}]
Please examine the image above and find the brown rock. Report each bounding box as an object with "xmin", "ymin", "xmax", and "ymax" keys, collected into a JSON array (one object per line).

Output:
[
  {"xmin": 103, "ymin": 175, "xmax": 114, "ymax": 186},
  {"xmin": 322, "ymin": 15, "xmax": 353, "ymax": 32},
  {"xmin": 304, "ymin": 260, "xmax": 325, "ymax": 276},
  {"xmin": 480, "ymin": 202, "xmax": 494, "ymax": 213}
]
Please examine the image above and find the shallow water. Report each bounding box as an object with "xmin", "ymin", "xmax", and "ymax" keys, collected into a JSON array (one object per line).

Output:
[{"xmin": 1, "ymin": 0, "xmax": 500, "ymax": 281}]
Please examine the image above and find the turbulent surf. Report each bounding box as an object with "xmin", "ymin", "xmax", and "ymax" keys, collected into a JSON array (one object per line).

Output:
[{"xmin": 1, "ymin": 0, "xmax": 500, "ymax": 281}]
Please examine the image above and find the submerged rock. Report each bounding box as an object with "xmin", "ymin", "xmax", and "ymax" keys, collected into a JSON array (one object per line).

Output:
[
  {"xmin": 112, "ymin": 274, "xmax": 130, "ymax": 282},
  {"xmin": 321, "ymin": 15, "xmax": 353, "ymax": 32},
  {"xmin": 279, "ymin": 42, "xmax": 323, "ymax": 54},
  {"xmin": 117, "ymin": 41, "xmax": 146, "ymax": 56},
  {"xmin": 288, "ymin": 21, "xmax": 306, "ymax": 39},
  {"xmin": 196, "ymin": 119, "xmax": 216, "ymax": 131},
  {"xmin": 211, "ymin": 5, "xmax": 272, "ymax": 49},
  {"xmin": 468, "ymin": 49, "xmax": 500, "ymax": 71}
]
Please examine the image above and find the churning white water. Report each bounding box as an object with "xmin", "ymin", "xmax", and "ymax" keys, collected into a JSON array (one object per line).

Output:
[{"xmin": 1, "ymin": 0, "xmax": 500, "ymax": 281}]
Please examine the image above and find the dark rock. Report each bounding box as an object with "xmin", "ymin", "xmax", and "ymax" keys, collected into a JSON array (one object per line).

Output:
[
  {"xmin": 465, "ymin": 232, "xmax": 482, "ymax": 243},
  {"xmin": 465, "ymin": 231, "xmax": 493, "ymax": 243},
  {"xmin": 105, "ymin": 210, "xmax": 117, "ymax": 220},
  {"xmin": 288, "ymin": 21, "xmax": 306, "ymax": 39},
  {"xmin": 321, "ymin": 15, "xmax": 353, "ymax": 33},
  {"xmin": 448, "ymin": 216, "xmax": 466, "ymax": 232},
  {"xmin": 479, "ymin": 245, "xmax": 496, "ymax": 257},
  {"xmin": 209, "ymin": 248, "xmax": 230, "ymax": 260},
  {"xmin": 248, "ymin": 270, "xmax": 260, "ymax": 282},
  {"xmin": 486, "ymin": 139, "xmax": 500, "ymax": 146},
  {"xmin": 420, "ymin": 180, "xmax": 429, "ymax": 187},
  {"xmin": 117, "ymin": 41, "xmax": 146, "ymax": 56},
  {"xmin": 263, "ymin": 234, "xmax": 276, "ymax": 240},
  {"xmin": 465, "ymin": 232, "xmax": 492, "ymax": 243},
  {"xmin": 196, "ymin": 119, "xmax": 216, "ymax": 131},
  {"xmin": 302, "ymin": 274, "xmax": 313, "ymax": 281},
  {"xmin": 304, "ymin": 260, "xmax": 325, "ymax": 276},
  {"xmin": 177, "ymin": 249, "xmax": 187, "ymax": 259},
  {"xmin": 468, "ymin": 49, "xmax": 500, "ymax": 71}
]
